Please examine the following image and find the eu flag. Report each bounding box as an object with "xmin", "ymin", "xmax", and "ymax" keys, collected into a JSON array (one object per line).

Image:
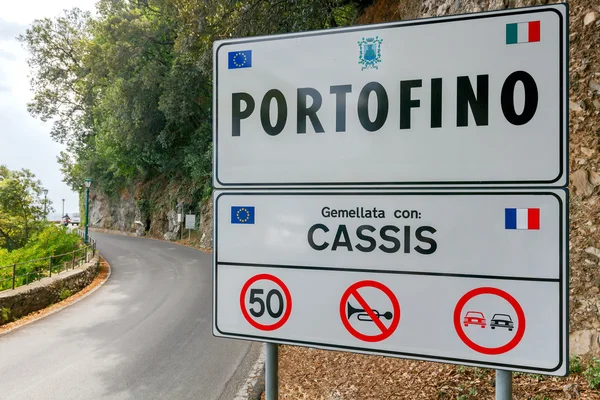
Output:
[
  {"xmin": 228, "ymin": 50, "xmax": 252, "ymax": 69},
  {"xmin": 231, "ymin": 206, "xmax": 255, "ymax": 224}
]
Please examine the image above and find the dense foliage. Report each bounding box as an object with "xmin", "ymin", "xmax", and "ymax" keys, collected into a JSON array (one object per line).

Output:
[
  {"xmin": 0, "ymin": 225, "xmax": 82, "ymax": 290},
  {"xmin": 0, "ymin": 165, "xmax": 52, "ymax": 250},
  {"xmin": 20, "ymin": 0, "xmax": 370, "ymax": 207},
  {"xmin": 0, "ymin": 225, "xmax": 81, "ymax": 266}
]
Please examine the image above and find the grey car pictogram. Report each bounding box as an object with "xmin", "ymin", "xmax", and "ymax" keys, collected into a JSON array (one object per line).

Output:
[{"xmin": 490, "ymin": 313, "xmax": 514, "ymax": 331}]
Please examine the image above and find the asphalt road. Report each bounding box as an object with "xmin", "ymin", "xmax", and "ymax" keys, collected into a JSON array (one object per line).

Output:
[{"xmin": 0, "ymin": 232, "xmax": 259, "ymax": 400}]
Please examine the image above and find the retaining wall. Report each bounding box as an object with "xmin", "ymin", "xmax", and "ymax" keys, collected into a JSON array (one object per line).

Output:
[{"xmin": 0, "ymin": 257, "xmax": 100, "ymax": 325}]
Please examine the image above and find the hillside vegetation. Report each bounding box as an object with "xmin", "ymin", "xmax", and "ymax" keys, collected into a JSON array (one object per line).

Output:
[
  {"xmin": 21, "ymin": 0, "xmax": 369, "ymax": 214},
  {"xmin": 0, "ymin": 165, "xmax": 51, "ymax": 250},
  {"xmin": 0, "ymin": 165, "xmax": 82, "ymax": 290}
]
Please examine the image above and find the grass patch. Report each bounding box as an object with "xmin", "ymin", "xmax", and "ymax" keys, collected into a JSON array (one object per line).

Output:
[
  {"xmin": 59, "ymin": 288, "xmax": 73, "ymax": 301},
  {"xmin": 0, "ymin": 307, "xmax": 11, "ymax": 323}
]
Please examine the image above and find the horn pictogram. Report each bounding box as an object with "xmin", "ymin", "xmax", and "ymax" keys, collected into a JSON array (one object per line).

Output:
[{"xmin": 347, "ymin": 303, "xmax": 393, "ymax": 322}]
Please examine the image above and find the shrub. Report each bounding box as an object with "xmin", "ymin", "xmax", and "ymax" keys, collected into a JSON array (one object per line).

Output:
[
  {"xmin": 0, "ymin": 226, "xmax": 82, "ymax": 290},
  {"xmin": 570, "ymin": 355, "xmax": 583, "ymax": 374},
  {"xmin": 584, "ymin": 357, "xmax": 600, "ymax": 389},
  {"xmin": 59, "ymin": 288, "xmax": 73, "ymax": 301},
  {"xmin": 1, "ymin": 307, "xmax": 11, "ymax": 323}
]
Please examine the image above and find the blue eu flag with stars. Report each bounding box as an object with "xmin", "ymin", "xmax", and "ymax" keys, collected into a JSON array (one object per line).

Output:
[
  {"xmin": 228, "ymin": 50, "xmax": 252, "ymax": 69},
  {"xmin": 231, "ymin": 206, "xmax": 255, "ymax": 224}
]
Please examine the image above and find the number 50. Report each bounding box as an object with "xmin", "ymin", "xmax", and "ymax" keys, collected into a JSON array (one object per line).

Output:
[{"xmin": 249, "ymin": 288, "xmax": 284, "ymax": 318}]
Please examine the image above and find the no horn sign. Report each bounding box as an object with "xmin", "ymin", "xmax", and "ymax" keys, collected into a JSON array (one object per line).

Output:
[
  {"xmin": 213, "ymin": 4, "xmax": 567, "ymax": 188},
  {"xmin": 340, "ymin": 280, "xmax": 400, "ymax": 343}
]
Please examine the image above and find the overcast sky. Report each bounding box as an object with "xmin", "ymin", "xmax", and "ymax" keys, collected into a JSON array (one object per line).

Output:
[{"xmin": 0, "ymin": 0, "xmax": 96, "ymax": 217}]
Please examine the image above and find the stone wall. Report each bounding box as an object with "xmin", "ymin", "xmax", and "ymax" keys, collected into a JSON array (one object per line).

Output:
[{"xmin": 0, "ymin": 257, "xmax": 99, "ymax": 325}]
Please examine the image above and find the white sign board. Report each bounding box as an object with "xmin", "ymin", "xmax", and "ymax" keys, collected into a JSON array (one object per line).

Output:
[
  {"xmin": 185, "ymin": 214, "xmax": 196, "ymax": 230},
  {"xmin": 213, "ymin": 190, "xmax": 568, "ymax": 375},
  {"xmin": 213, "ymin": 4, "xmax": 567, "ymax": 188}
]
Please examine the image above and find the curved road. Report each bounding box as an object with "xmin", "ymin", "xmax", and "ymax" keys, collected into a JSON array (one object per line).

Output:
[{"xmin": 0, "ymin": 232, "xmax": 259, "ymax": 400}]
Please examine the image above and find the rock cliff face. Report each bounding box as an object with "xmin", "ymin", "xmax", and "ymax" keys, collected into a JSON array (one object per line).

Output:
[
  {"xmin": 87, "ymin": 188, "xmax": 213, "ymax": 247},
  {"xmin": 88, "ymin": 190, "xmax": 139, "ymax": 233}
]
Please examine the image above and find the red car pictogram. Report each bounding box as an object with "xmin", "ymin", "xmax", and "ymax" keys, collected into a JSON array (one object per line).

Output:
[{"xmin": 463, "ymin": 311, "xmax": 486, "ymax": 328}]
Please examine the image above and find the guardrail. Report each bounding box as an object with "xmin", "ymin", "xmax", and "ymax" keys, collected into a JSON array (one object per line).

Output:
[{"xmin": 0, "ymin": 234, "xmax": 96, "ymax": 292}]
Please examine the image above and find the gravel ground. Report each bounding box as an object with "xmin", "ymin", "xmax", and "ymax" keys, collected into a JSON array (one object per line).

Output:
[{"xmin": 264, "ymin": 346, "xmax": 599, "ymax": 399}]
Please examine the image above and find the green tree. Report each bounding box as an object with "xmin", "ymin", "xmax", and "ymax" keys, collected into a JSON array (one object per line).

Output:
[
  {"xmin": 0, "ymin": 166, "xmax": 52, "ymax": 250},
  {"xmin": 19, "ymin": 8, "xmax": 93, "ymax": 147},
  {"xmin": 22, "ymin": 0, "xmax": 369, "ymax": 217}
]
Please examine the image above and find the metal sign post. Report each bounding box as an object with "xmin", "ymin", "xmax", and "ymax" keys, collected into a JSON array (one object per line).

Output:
[
  {"xmin": 265, "ymin": 343, "xmax": 278, "ymax": 400},
  {"xmin": 496, "ymin": 369, "xmax": 512, "ymax": 399}
]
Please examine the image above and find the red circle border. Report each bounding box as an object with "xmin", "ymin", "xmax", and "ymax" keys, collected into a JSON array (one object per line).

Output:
[
  {"xmin": 453, "ymin": 287, "xmax": 526, "ymax": 355},
  {"xmin": 240, "ymin": 274, "xmax": 292, "ymax": 331},
  {"xmin": 339, "ymin": 280, "xmax": 400, "ymax": 342}
]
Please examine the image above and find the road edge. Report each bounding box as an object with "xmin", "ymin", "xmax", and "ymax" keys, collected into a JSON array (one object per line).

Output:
[
  {"xmin": 89, "ymin": 227, "xmax": 212, "ymax": 254},
  {"xmin": 0, "ymin": 255, "xmax": 112, "ymax": 336},
  {"xmin": 233, "ymin": 343, "xmax": 266, "ymax": 400}
]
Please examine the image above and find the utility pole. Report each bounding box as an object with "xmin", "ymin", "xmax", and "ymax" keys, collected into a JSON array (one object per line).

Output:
[
  {"xmin": 43, "ymin": 189, "xmax": 48, "ymax": 220},
  {"xmin": 62, "ymin": 199, "xmax": 65, "ymax": 218},
  {"xmin": 84, "ymin": 179, "xmax": 92, "ymax": 244}
]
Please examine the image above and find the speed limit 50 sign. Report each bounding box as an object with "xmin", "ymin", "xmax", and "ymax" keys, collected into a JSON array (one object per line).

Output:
[{"xmin": 239, "ymin": 274, "xmax": 292, "ymax": 331}]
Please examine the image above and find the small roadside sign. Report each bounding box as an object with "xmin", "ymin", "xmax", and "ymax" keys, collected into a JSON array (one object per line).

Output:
[
  {"xmin": 212, "ymin": 189, "xmax": 568, "ymax": 375},
  {"xmin": 213, "ymin": 4, "xmax": 568, "ymax": 188},
  {"xmin": 185, "ymin": 214, "xmax": 196, "ymax": 230}
]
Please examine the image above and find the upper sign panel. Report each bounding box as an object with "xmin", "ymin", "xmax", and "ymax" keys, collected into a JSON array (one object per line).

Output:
[{"xmin": 213, "ymin": 4, "xmax": 567, "ymax": 188}]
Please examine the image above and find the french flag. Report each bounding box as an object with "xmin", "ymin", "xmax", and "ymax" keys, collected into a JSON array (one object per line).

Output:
[{"xmin": 505, "ymin": 208, "xmax": 540, "ymax": 230}]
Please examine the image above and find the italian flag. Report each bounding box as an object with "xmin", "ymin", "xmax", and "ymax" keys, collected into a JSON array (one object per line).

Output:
[{"xmin": 506, "ymin": 21, "xmax": 540, "ymax": 44}]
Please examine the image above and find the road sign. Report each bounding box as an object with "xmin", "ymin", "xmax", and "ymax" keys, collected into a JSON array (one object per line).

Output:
[
  {"xmin": 212, "ymin": 189, "xmax": 568, "ymax": 375},
  {"xmin": 239, "ymin": 274, "xmax": 292, "ymax": 331},
  {"xmin": 454, "ymin": 287, "xmax": 527, "ymax": 355},
  {"xmin": 340, "ymin": 280, "xmax": 400, "ymax": 342},
  {"xmin": 214, "ymin": 191, "xmax": 564, "ymax": 279},
  {"xmin": 213, "ymin": 4, "xmax": 568, "ymax": 188},
  {"xmin": 185, "ymin": 214, "xmax": 196, "ymax": 230}
]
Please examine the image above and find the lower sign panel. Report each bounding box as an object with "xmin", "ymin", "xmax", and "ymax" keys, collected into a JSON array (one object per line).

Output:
[
  {"xmin": 215, "ymin": 265, "xmax": 565, "ymax": 374},
  {"xmin": 213, "ymin": 190, "xmax": 567, "ymax": 375}
]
